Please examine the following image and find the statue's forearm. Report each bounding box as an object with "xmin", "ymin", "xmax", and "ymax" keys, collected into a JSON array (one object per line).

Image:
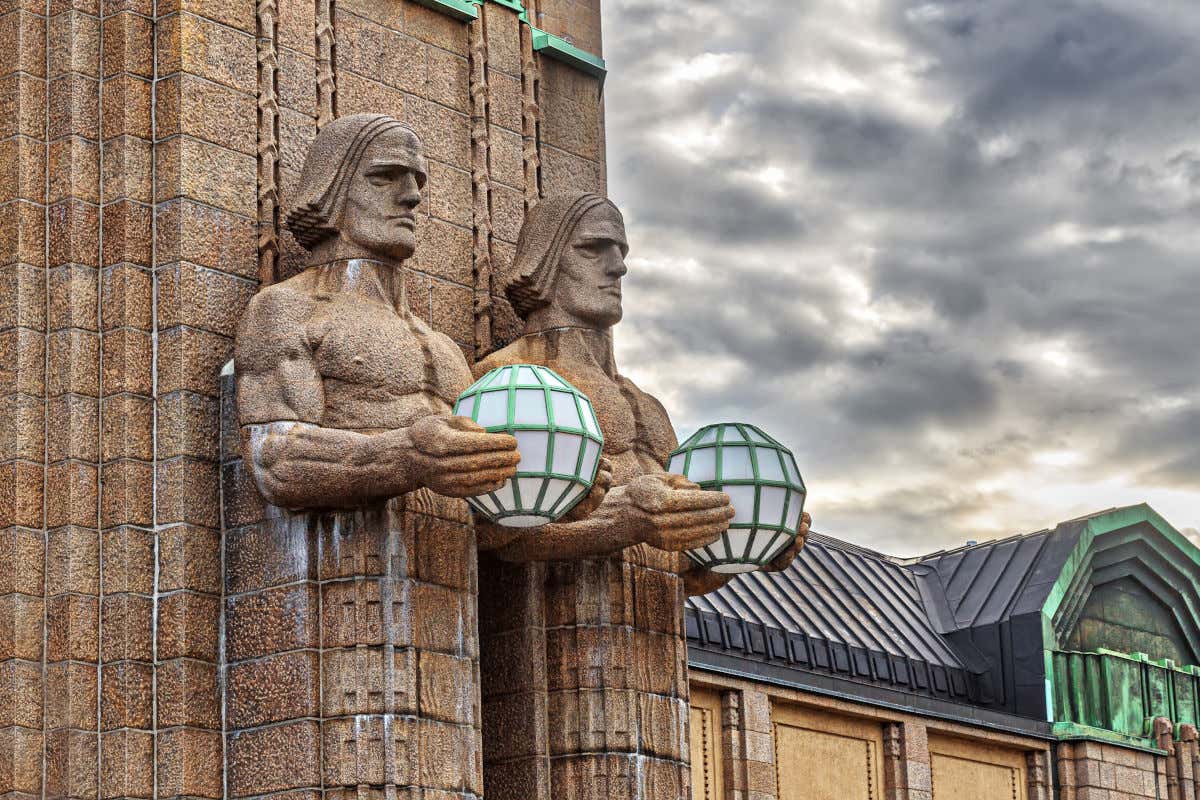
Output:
[
  {"xmin": 492, "ymin": 486, "xmax": 642, "ymax": 561},
  {"xmin": 242, "ymin": 422, "xmax": 422, "ymax": 509}
]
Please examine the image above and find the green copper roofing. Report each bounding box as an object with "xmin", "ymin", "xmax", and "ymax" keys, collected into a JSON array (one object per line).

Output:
[
  {"xmin": 531, "ymin": 29, "xmax": 607, "ymax": 79},
  {"xmin": 1038, "ymin": 505, "xmax": 1200, "ymax": 745},
  {"xmin": 413, "ymin": 0, "xmax": 480, "ymax": 20}
]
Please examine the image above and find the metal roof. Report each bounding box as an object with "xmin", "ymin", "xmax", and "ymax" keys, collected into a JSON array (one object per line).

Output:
[{"xmin": 686, "ymin": 532, "xmax": 976, "ymax": 702}]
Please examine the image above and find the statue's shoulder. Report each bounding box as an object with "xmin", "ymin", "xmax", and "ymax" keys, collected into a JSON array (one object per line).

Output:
[
  {"xmin": 236, "ymin": 275, "xmax": 321, "ymax": 367},
  {"xmin": 240, "ymin": 276, "xmax": 320, "ymax": 335},
  {"xmin": 472, "ymin": 338, "xmax": 533, "ymax": 379}
]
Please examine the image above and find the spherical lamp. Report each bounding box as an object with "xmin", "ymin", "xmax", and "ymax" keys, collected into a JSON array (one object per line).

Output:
[
  {"xmin": 667, "ymin": 422, "xmax": 806, "ymax": 573},
  {"xmin": 454, "ymin": 364, "xmax": 604, "ymax": 527}
]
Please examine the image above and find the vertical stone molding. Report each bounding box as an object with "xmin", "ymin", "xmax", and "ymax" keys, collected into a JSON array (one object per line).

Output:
[
  {"xmin": 468, "ymin": 14, "xmax": 492, "ymax": 357},
  {"xmin": 255, "ymin": 0, "xmax": 280, "ymax": 287},
  {"xmin": 519, "ymin": 19, "xmax": 541, "ymax": 209},
  {"xmin": 1176, "ymin": 725, "xmax": 1198, "ymax": 800},
  {"xmin": 1026, "ymin": 748, "xmax": 1054, "ymax": 800},
  {"xmin": 881, "ymin": 721, "xmax": 931, "ymax": 800},
  {"xmin": 0, "ymin": 10, "xmax": 49, "ymax": 800},
  {"xmin": 315, "ymin": 0, "xmax": 335, "ymax": 129}
]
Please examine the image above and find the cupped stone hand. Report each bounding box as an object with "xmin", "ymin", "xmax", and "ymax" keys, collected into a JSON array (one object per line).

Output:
[
  {"xmin": 625, "ymin": 473, "xmax": 735, "ymax": 552},
  {"xmin": 409, "ymin": 415, "xmax": 520, "ymax": 498}
]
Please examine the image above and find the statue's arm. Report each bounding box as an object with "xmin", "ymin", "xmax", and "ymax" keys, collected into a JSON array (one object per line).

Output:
[
  {"xmin": 487, "ymin": 473, "xmax": 734, "ymax": 562},
  {"xmin": 236, "ymin": 289, "xmax": 518, "ymax": 509}
]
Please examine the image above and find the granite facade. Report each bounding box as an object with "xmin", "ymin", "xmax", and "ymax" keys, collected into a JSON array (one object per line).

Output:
[{"xmin": 1, "ymin": 0, "xmax": 608, "ymax": 795}]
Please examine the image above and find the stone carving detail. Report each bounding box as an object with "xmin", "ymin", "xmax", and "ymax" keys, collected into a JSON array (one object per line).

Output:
[
  {"xmin": 256, "ymin": 0, "xmax": 281, "ymax": 285},
  {"xmin": 232, "ymin": 114, "xmax": 519, "ymax": 799},
  {"xmin": 469, "ymin": 18, "xmax": 493, "ymax": 356},
  {"xmin": 316, "ymin": 0, "xmax": 337, "ymax": 129},
  {"xmin": 520, "ymin": 22, "xmax": 542, "ymax": 207}
]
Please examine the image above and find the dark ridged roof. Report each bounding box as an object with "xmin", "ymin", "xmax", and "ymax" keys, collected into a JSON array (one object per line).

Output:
[
  {"xmin": 686, "ymin": 505, "xmax": 1180, "ymax": 723},
  {"xmin": 686, "ymin": 532, "xmax": 976, "ymax": 702}
]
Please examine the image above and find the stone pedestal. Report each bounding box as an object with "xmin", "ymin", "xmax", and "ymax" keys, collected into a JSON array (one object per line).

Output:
[
  {"xmin": 223, "ymin": 493, "xmax": 482, "ymax": 798},
  {"xmin": 480, "ymin": 548, "xmax": 691, "ymax": 800},
  {"xmin": 221, "ymin": 375, "xmax": 482, "ymax": 799}
]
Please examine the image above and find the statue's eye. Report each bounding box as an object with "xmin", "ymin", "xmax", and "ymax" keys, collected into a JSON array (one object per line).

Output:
[{"xmin": 367, "ymin": 173, "xmax": 393, "ymax": 187}]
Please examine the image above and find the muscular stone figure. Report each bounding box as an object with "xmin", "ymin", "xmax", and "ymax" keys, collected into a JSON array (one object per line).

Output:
[
  {"xmin": 475, "ymin": 193, "xmax": 809, "ymax": 799},
  {"xmin": 230, "ymin": 114, "xmax": 518, "ymax": 799}
]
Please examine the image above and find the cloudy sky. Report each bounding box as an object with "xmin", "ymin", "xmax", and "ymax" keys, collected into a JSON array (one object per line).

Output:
[{"xmin": 599, "ymin": 0, "xmax": 1200, "ymax": 556}]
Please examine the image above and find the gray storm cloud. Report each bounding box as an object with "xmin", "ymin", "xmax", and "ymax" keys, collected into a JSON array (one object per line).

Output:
[{"xmin": 601, "ymin": 0, "xmax": 1200, "ymax": 555}]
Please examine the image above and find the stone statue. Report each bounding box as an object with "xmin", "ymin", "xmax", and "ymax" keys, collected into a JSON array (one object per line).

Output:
[
  {"xmin": 237, "ymin": 113, "xmax": 519, "ymax": 508},
  {"xmin": 232, "ymin": 114, "xmax": 518, "ymax": 799},
  {"xmin": 474, "ymin": 193, "xmax": 810, "ymax": 798}
]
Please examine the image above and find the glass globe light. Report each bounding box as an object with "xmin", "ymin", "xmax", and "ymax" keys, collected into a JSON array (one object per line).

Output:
[
  {"xmin": 454, "ymin": 364, "xmax": 604, "ymax": 527},
  {"xmin": 667, "ymin": 422, "xmax": 806, "ymax": 574}
]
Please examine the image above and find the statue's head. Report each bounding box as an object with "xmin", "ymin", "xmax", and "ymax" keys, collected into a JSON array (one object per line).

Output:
[
  {"xmin": 506, "ymin": 193, "xmax": 629, "ymax": 331},
  {"xmin": 286, "ymin": 113, "xmax": 428, "ymax": 265}
]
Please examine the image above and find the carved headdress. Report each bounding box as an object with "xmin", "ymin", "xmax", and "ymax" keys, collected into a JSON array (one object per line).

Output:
[
  {"xmin": 505, "ymin": 192, "xmax": 621, "ymax": 319},
  {"xmin": 285, "ymin": 113, "xmax": 423, "ymax": 251}
]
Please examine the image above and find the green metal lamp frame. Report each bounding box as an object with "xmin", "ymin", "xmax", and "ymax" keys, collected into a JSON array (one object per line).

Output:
[
  {"xmin": 455, "ymin": 364, "xmax": 604, "ymax": 525},
  {"xmin": 668, "ymin": 422, "xmax": 806, "ymax": 571}
]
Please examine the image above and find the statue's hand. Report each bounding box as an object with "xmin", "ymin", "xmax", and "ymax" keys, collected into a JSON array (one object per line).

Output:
[
  {"xmin": 762, "ymin": 512, "xmax": 811, "ymax": 573},
  {"xmin": 562, "ymin": 456, "xmax": 613, "ymax": 522},
  {"xmin": 624, "ymin": 473, "xmax": 735, "ymax": 552},
  {"xmin": 409, "ymin": 415, "xmax": 520, "ymax": 498}
]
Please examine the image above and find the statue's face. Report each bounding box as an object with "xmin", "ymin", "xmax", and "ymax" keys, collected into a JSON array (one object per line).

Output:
[
  {"xmin": 338, "ymin": 127, "xmax": 428, "ymax": 261},
  {"xmin": 550, "ymin": 204, "xmax": 630, "ymax": 329}
]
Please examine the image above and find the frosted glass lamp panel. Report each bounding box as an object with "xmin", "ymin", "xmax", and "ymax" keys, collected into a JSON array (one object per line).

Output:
[
  {"xmin": 723, "ymin": 426, "xmax": 746, "ymax": 442},
  {"xmin": 758, "ymin": 486, "xmax": 787, "ymax": 527},
  {"xmin": 756, "ymin": 448, "xmax": 785, "ymax": 482},
  {"xmin": 515, "ymin": 478, "xmax": 545, "ymax": 509},
  {"xmin": 453, "ymin": 394, "xmax": 477, "ymax": 419},
  {"xmin": 721, "ymin": 446, "xmax": 753, "ymax": 480},
  {"xmin": 580, "ymin": 399, "xmax": 600, "ymax": 436},
  {"xmin": 502, "ymin": 514, "xmax": 553, "ymax": 528},
  {"xmin": 493, "ymin": 480, "xmax": 516, "ymax": 510},
  {"xmin": 698, "ymin": 428, "xmax": 718, "ymax": 445},
  {"xmin": 580, "ymin": 439, "xmax": 601, "ymax": 480},
  {"xmin": 747, "ymin": 427, "xmax": 770, "ymax": 444},
  {"xmin": 725, "ymin": 484, "xmax": 757, "ymax": 526},
  {"xmin": 514, "ymin": 389, "xmax": 548, "ymax": 426},
  {"xmin": 542, "ymin": 478, "xmax": 572, "ymax": 511},
  {"xmin": 724, "ymin": 529, "xmax": 753, "ymax": 559},
  {"xmin": 686, "ymin": 448, "xmax": 716, "ymax": 483},
  {"xmin": 554, "ymin": 482, "xmax": 588, "ymax": 514},
  {"xmin": 550, "ymin": 391, "xmax": 582, "ymax": 429},
  {"xmin": 476, "ymin": 391, "xmax": 509, "ymax": 428},
  {"xmin": 514, "ymin": 431, "xmax": 550, "ymax": 473},
  {"xmin": 785, "ymin": 491, "xmax": 805, "ymax": 532},
  {"xmin": 485, "ymin": 367, "xmax": 511, "ymax": 387},
  {"xmin": 784, "ymin": 455, "xmax": 802, "ymax": 487},
  {"xmin": 540, "ymin": 369, "xmax": 567, "ymax": 388},
  {"xmin": 516, "ymin": 366, "xmax": 538, "ymax": 385},
  {"xmin": 552, "ymin": 433, "xmax": 584, "ymax": 475},
  {"xmin": 667, "ymin": 454, "xmax": 686, "ymax": 475},
  {"xmin": 755, "ymin": 532, "xmax": 787, "ymax": 563}
]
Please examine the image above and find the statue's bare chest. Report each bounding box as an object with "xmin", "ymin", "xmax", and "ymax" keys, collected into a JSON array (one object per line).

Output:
[{"xmin": 309, "ymin": 297, "xmax": 471, "ymax": 427}]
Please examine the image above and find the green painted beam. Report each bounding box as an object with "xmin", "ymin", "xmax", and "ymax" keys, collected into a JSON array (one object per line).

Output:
[
  {"xmin": 531, "ymin": 28, "xmax": 606, "ymax": 79},
  {"xmin": 412, "ymin": 0, "xmax": 480, "ymax": 21}
]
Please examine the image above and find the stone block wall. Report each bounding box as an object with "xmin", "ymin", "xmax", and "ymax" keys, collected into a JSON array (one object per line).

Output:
[
  {"xmin": 687, "ymin": 670, "xmax": 1055, "ymax": 800},
  {"xmin": 1, "ymin": 0, "xmax": 606, "ymax": 795}
]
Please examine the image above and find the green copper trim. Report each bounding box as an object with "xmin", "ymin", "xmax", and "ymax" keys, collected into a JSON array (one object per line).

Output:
[
  {"xmin": 1052, "ymin": 721, "xmax": 1166, "ymax": 754},
  {"xmin": 531, "ymin": 28, "xmax": 607, "ymax": 79},
  {"xmin": 412, "ymin": 0, "xmax": 480, "ymax": 21}
]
